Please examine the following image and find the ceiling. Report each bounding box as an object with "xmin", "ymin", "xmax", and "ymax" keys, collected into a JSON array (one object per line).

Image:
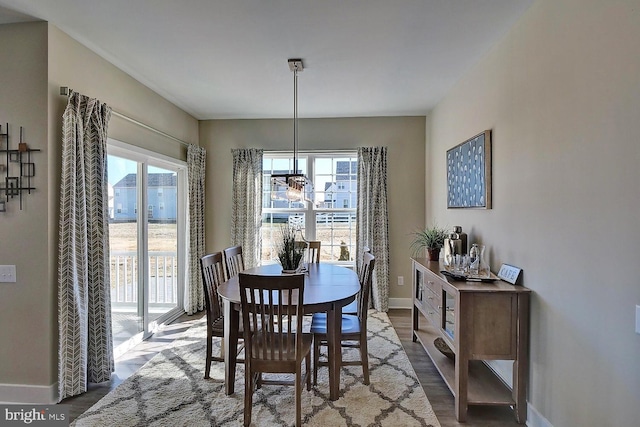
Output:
[{"xmin": 0, "ymin": 0, "xmax": 533, "ymax": 120}]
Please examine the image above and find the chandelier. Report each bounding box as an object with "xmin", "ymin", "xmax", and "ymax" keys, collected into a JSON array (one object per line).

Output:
[{"xmin": 270, "ymin": 58, "xmax": 313, "ymax": 203}]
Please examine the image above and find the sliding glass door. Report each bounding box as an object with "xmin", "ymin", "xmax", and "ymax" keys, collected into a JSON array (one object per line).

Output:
[{"xmin": 108, "ymin": 140, "xmax": 186, "ymax": 356}]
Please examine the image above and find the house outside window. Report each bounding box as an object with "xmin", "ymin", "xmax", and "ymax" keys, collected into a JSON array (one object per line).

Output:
[{"xmin": 262, "ymin": 152, "xmax": 357, "ymax": 265}]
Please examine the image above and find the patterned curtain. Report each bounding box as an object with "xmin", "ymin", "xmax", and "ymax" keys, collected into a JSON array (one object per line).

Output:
[
  {"xmin": 184, "ymin": 144, "xmax": 207, "ymax": 315},
  {"xmin": 58, "ymin": 91, "xmax": 113, "ymax": 401},
  {"xmin": 356, "ymin": 146, "xmax": 390, "ymax": 312},
  {"xmin": 231, "ymin": 148, "xmax": 263, "ymax": 269}
]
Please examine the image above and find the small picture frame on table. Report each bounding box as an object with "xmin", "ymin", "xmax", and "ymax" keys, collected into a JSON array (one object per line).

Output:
[{"xmin": 498, "ymin": 264, "xmax": 523, "ymax": 285}]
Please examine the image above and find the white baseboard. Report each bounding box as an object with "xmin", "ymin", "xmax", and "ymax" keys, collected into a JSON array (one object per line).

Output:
[
  {"xmin": 388, "ymin": 297, "xmax": 412, "ymax": 309},
  {"xmin": 0, "ymin": 383, "xmax": 57, "ymax": 404},
  {"xmin": 526, "ymin": 402, "xmax": 553, "ymax": 427}
]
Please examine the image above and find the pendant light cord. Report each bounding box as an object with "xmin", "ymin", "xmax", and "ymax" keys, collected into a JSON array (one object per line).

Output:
[{"xmin": 293, "ymin": 67, "xmax": 299, "ymax": 174}]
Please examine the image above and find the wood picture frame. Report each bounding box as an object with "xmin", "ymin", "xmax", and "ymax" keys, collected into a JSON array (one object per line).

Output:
[{"xmin": 446, "ymin": 130, "xmax": 492, "ymax": 209}]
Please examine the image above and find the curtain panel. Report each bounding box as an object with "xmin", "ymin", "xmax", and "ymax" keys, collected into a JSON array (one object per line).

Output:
[
  {"xmin": 231, "ymin": 148, "xmax": 263, "ymax": 269},
  {"xmin": 184, "ymin": 144, "xmax": 207, "ymax": 315},
  {"xmin": 356, "ymin": 146, "xmax": 390, "ymax": 312},
  {"xmin": 58, "ymin": 92, "xmax": 114, "ymax": 401}
]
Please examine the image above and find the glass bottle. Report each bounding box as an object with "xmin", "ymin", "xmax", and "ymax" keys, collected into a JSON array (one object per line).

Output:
[
  {"xmin": 469, "ymin": 243, "xmax": 480, "ymax": 276},
  {"xmin": 478, "ymin": 245, "xmax": 490, "ymax": 278}
]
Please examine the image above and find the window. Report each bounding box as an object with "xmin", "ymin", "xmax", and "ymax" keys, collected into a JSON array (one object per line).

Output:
[
  {"xmin": 262, "ymin": 152, "xmax": 357, "ymax": 265},
  {"xmin": 107, "ymin": 139, "xmax": 187, "ymax": 358}
]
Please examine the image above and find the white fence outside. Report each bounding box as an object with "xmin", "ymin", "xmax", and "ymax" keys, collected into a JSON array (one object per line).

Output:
[{"xmin": 110, "ymin": 251, "xmax": 178, "ymax": 307}]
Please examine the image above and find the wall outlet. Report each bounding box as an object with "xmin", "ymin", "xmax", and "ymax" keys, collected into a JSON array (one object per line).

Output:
[
  {"xmin": 0, "ymin": 265, "xmax": 16, "ymax": 283},
  {"xmin": 636, "ymin": 305, "xmax": 640, "ymax": 335},
  {"xmin": 397, "ymin": 276, "xmax": 404, "ymax": 286}
]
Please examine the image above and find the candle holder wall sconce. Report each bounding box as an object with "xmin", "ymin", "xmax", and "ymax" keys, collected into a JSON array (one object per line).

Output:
[{"xmin": 0, "ymin": 123, "xmax": 40, "ymax": 212}]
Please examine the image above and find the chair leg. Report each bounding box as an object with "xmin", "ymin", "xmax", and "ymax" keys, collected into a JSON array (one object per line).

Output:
[
  {"xmin": 313, "ymin": 336, "xmax": 320, "ymax": 386},
  {"xmin": 204, "ymin": 335, "xmax": 212, "ymax": 379},
  {"xmin": 244, "ymin": 363, "xmax": 253, "ymax": 427},
  {"xmin": 295, "ymin": 365, "xmax": 302, "ymax": 427},
  {"xmin": 305, "ymin": 352, "xmax": 311, "ymax": 391},
  {"xmin": 360, "ymin": 334, "xmax": 370, "ymax": 385}
]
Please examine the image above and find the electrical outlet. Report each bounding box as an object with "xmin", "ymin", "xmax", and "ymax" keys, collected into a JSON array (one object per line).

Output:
[
  {"xmin": 636, "ymin": 305, "xmax": 640, "ymax": 335},
  {"xmin": 0, "ymin": 265, "xmax": 16, "ymax": 283},
  {"xmin": 398, "ymin": 276, "xmax": 404, "ymax": 286}
]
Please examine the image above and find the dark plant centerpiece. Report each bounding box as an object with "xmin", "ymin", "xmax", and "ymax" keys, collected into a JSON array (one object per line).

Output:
[
  {"xmin": 277, "ymin": 225, "xmax": 305, "ymax": 273},
  {"xmin": 410, "ymin": 224, "xmax": 449, "ymax": 261}
]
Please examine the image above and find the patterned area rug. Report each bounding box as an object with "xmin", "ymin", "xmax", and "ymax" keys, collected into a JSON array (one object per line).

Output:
[{"xmin": 72, "ymin": 311, "xmax": 441, "ymax": 427}]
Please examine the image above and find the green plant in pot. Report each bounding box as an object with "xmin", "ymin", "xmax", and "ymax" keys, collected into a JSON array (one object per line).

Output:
[
  {"xmin": 410, "ymin": 224, "xmax": 449, "ymax": 261},
  {"xmin": 276, "ymin": 225, "xmax": 305, "ymax": 273}
]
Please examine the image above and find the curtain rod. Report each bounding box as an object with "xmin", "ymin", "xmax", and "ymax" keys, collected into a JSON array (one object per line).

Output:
[
  {"xmin": 267, "ymin": 149, "xmax": 357, "ymax": 154},
  {"xmin": 60, "ymin": 86, "xmax": 191, "ymax": 147}
]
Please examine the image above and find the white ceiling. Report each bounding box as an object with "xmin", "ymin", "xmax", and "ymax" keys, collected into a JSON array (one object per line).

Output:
[{"xmin": 0, "ymin": 0, "xmax": 533, "ymax": 120}]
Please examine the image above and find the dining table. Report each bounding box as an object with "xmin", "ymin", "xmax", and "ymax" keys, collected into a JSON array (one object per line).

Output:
[{"xmin": 217, "ymin": 262, "xmax": 360, "ymax": 401}]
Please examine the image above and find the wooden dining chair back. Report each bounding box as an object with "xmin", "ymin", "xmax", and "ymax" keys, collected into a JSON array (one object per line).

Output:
[
  {"xmin": 311, "ymin": 252, "xmax": 375, "ymax": 385},
  {"xmin": 200, "ymin": 252, "xmax": 243, "ymax": 379},
  {"xmin": 355, "ymin": 251, "xmax": 375, "ymax": 319},
  {"xmin": 357, "ymin": 246, "xmax": 371, "ymax": 282},
  {"xmin": 223, "ymin": 245, "xmax": 245, "ymax": 279},
  {"xmin": 239, "ymin": 273, "xmax": 312, "ymax": 427},
  {"xmin": 306, "ymin": 241, "xmax": 321, "ymax": 263},
  {"xmin": 344, "ymin": 246, "xmax": 371, "ymax": 315}
]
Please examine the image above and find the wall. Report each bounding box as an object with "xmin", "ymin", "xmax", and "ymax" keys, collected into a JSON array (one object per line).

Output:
[
  {"xmin": 426, "ymin": 0, "xmax": 640, "ymax": 425},
  {"xmin": 0, "ymin": 21, "xmax": 198, "ymax": 403},
  {"xmin": 0, "ymin": 22, "xmax": 50, "ymax": 403},
  {"xmin": 199, "ymin": 117, "xmax": 425, "ymax": 305}
]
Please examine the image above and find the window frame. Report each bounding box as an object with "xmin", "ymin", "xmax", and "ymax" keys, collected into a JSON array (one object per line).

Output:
[{"xmin": 262, "ymin": 151, "xmax": 358, "ymax": 266}]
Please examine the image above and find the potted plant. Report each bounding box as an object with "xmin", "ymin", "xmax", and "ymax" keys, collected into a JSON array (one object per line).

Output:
[
  {"xmin": 276, "ymin": 225, "xmax": 305, "ymax": 273},
  {"xmin": 410, "ymin": 224, "xmax": 449, "ymax": 261}
]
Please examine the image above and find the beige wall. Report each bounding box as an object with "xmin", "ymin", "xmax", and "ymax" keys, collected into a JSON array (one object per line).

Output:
[
  {"xmin": 199, "ymin": 117, "xmax": 425, "ymax": 304},
  {"xmin": 0, "ymin": 21, "xmax": 198, "ymax": 403},
  {"xmin": 427, "ymin": 0, "xmax": 640, "ymax": 425},
  {"xmin": 0, "ymin": 22, "xmax": 50, "ymax": 398}
]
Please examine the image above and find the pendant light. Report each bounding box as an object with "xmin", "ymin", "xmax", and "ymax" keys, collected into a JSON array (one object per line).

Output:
[{"xmin": 270, "ymin": 58, "xmax": 313, "ymax": 203}]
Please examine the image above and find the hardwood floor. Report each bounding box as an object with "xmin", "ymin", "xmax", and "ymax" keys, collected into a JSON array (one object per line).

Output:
[
  {"xmin": 62, "ymin": 311, "xmax": 205, "ymax": 422},
  {"xmin": 64, "ymin": 309, "xmax": 522, "ymax": 426},
  {"xmin": 387, "ymin": 309, "xmax": 523, "ymax": 427}
]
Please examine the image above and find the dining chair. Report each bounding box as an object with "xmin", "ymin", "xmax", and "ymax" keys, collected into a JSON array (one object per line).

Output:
[
  {"xmin": 239, "ymin": 272, "xmax": 312, "ymax": 427},
  {"xmin": 200, "ymin": 252, "xmax": 243, "ymax": 379},
  {"xmin": 344, "ymin": 246, "xmax": 371, "ymax": 315},
  {"xmin": 306, "ymin": 240, "xmax": 321, "ymax": 263},
  {"xmin": 311, "ymin": 252, "xmax": 375, "ymax": 385},
  {"xmin": 223, "ymin": 245, "xmax": 245, "ymax": 279}
]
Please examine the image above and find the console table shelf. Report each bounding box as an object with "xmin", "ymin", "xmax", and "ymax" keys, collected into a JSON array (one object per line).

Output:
[{"xmin": 411, "ymin": 258, "xmax": 530, "ymax": 423}]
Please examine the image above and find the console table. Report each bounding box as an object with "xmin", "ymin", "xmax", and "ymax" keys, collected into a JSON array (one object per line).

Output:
[{"xmin": 411, "ymin": 258, "xmax": 530, "ymax": 423}]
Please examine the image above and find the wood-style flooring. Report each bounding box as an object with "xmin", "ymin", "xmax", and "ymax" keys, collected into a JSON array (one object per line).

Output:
[{"xmin": 64, "ymin": 309, "xmax": 522, "ymax": 426}]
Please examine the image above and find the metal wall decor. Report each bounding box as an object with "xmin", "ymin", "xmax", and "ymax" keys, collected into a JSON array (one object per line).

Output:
[
  {"xmin": 0, "ymin": 123, "xmax": 40, "ymax": 212},
  {"xmin": 446, "ymin": 130, "xmax": 492, "ymax": 209}
]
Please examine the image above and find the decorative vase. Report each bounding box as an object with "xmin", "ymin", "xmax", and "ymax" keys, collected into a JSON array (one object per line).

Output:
[
  {"xmin": 281, "ymin": 269, "xmax": 298, "ymax": 274},
  {"xmin": 469, "ymin": 244, "xmax": 489, "ymax": 277},
  {"xmin": 427, "ymin": 247, "xmax": 441, "ymax": 261},
  {"xmin": 478, "ymin": 245, "xmax": 490, "ymax": 277}
]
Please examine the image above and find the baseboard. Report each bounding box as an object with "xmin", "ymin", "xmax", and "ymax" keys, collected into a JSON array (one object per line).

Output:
[
  {"xmin": 0, "ymin": 383, "xmax": 57, "ymax": 404},
  {"xmin": 526, "ymin": 403, "xmax": 553, "ymax": 427},
  {"xmin": 388, "ymin": 297, "xmax": 412, "ymax": 309}
]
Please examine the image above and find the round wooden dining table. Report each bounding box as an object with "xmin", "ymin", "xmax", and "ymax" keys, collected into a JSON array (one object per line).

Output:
[{"xmin": 217, "ymin": 262, "xmax": 360, "ymax": 401}]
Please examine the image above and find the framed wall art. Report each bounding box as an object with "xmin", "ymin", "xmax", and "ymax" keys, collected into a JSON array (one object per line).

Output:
[{"xmin": 446, "ymin": 130, "xmax": 491, "ymax": 209}]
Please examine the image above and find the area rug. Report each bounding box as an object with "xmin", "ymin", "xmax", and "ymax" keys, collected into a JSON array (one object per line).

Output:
[{"xmin": 72, "ymin": 311, "xmax": 441, "ymax": 427}]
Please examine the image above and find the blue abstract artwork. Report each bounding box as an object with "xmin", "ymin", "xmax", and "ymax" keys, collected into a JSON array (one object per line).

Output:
[{"xmin": 447, "ymin": 130, "xmax": 491, "ymax": 209}]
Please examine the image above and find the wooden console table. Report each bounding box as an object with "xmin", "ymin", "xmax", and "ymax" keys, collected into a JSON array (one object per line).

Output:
[{"xmin": 411, "ymin": 258, "xmax": 530, "ymax": 423}]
